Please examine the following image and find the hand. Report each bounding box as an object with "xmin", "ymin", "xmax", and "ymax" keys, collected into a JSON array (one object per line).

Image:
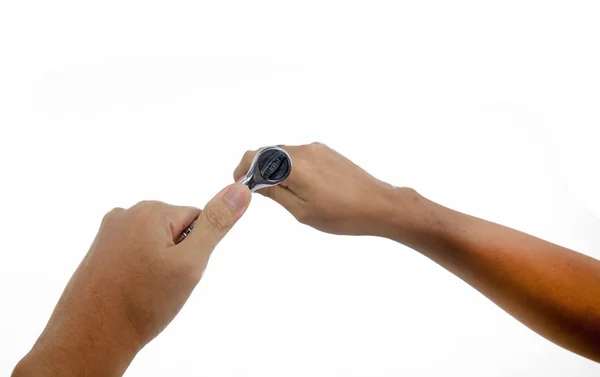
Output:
[
  {"xmin": 13, "ymin": 184, "xmax": 252, "ymax": 377},
  {"xmin": 233, "ymin": 143, "xmax": 400, "ymax": 236}
]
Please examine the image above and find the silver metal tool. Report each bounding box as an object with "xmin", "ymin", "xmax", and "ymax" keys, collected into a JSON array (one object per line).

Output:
[
  {"xmin": 174, "ymin": 146, "xmax": 292, "ymax": 244},
  {"xmin": 238, "ymin": 146, "xmax": 292, "ymax": 192}
]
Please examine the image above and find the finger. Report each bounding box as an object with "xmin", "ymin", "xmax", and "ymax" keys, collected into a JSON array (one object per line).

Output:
[
  {"xmin": 162, "ymin": 205, "xmax": 202, "ymax": 244},
  {"xmin": 233, "ymin": 149, "xmax": 257, "ymax": 181},
  {"xmin": 178, "ymin": 183, "xmax": 251, "ymax": 255},
  {"xmin": 257, "ymin": 185, "xmax": 303, "ymax": 214},
  {"xmin": 101, "ymin": 207, "xmax": 125, "ymax": 223}
]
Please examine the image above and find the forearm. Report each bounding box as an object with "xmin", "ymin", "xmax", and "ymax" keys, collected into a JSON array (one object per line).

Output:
[
  {"xmin": 382, "ymin": 188, "xmax": 600, "ymax": 362},
  {"xmin": 12, "ymin": 330, "xmax": 138, "ymax": 377},
  {"xmin": 13, "ymin": 342, "xmax": 134, "ymax": 377},
  {"xmin": 12, "ymin": 293, "xmax": 140, "ymax": 377}
]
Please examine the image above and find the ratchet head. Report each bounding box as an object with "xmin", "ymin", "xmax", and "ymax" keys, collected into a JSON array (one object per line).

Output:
[{"xmin": 239, "ymin": 146, "xmax": 292, "ymax": 192}]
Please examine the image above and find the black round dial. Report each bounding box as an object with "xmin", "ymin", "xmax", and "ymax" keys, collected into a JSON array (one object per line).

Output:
[{"xmin": 257, "ymin": 149, "xmax": 290, "ymax": 181}]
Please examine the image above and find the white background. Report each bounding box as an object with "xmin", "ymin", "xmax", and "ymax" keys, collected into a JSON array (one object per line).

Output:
[{"xmin": 1, "ymin": 1, "xmax": 600, "ymax": 376}]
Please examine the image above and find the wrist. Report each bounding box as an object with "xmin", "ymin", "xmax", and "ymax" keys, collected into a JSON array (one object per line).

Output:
[
  {"xmin": 372, "ymin": 186, "xmax": 428, "ymax": 242},
  {"xmin": 376, "ymin": 186, "xmax": 464, "ymax": 254},
  {"xmin": 13, "ymin": 323, "xmax": 139, "ymax": 377}
]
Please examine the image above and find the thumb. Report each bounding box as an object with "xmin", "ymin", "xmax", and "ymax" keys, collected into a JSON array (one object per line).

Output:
[{"xmin": 182, "ymin": 183, "xmax": 252, "ymax": 253}]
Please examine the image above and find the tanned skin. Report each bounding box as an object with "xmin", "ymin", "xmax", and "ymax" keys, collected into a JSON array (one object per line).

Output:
[
  {"xmin": 13, "ymin": 143, "xmax": 600, "ymax": 376},
  {"xmin": 12, "ymin": 185, "xmax": 252, "ymax": 376}
]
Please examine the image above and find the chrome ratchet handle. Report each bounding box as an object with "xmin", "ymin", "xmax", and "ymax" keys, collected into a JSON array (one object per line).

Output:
[
  {"xmin": 237, "ymin": 146, "xmax": 292, "ymax": 192},
  {"xmin": 174, "ymin": 146, "xmax": 292, "ymax": 244}
]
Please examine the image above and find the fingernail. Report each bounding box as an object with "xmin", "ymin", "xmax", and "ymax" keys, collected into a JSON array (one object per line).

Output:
[{"xmin": 223, "ymin": 184, "xmax": 250, "ymax": 212}]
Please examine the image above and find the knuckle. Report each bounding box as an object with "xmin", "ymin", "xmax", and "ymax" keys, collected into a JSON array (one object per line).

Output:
[
  {"xmin": 294, "ymin": 207, "xmax": 311, "ymax": 224},
  {"xmin": 135, "ymin": 200, "xmax": 164, "ymax": 212},
  {"xmin": 135, "ymin": 200, "xmax": 153, "ymax": 209},
  {"xmin": 309, "ymin": 141, "xmax": 326, "ymax": 151},
  {"xmin": 243, "ymin": 150, "xmax": 254, "ymax": 163},
  {"xmin": 204, "ymin": 209, "xmax": 231, "ymax": 233},
  {"xmin": 304, "ymin": 142, "xmax": 328, "ymax": 159},
  {"xmin": 102, "ymin": 207, "xmax": 123, "ymax": 223},
  {"xmin": 289, "ymin": 158, "xmax": 309, "ymax": 175}
]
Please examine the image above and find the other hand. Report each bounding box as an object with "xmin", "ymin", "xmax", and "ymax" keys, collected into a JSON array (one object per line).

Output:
[
  {"xmin": 14, "ymin": 183, "xmax": 251, "ymax": 377},
  {"xmin": 234, "ymin": 143, "xmax": 399, "ymax": 236}
]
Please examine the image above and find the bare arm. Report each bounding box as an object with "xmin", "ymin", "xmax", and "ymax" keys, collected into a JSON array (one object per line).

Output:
[
  {"xmin": 12, "ymin": 184, "xmax": 252, "ymax": 376},
  {"xmin": 234, "ymin": 142, "xmax": 600, "ymax": 362},
  {"xmin": 385, "ymin": 189, "xmax": 600, "ymax": 361}
]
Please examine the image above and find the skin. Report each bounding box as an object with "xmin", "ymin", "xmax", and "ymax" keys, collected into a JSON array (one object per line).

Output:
[
  {"xmin": 233, "ymin": 143, "xmax": 600, "ymax": 363},
  {"xmin": 13, "ymin": 143, "xmax": 600, "ymax": 376},
  {"xmin": 12, "ymin": 184, "xmax": 252, "ymax": 377}
]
